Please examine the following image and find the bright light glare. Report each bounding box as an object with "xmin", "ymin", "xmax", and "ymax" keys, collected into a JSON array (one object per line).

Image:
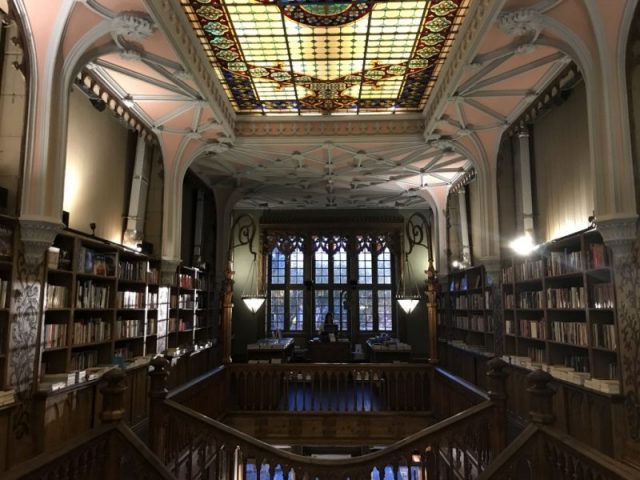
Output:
[{"xmin": 509, "ymin": 233, "xmax": 537, "ymax": 256}]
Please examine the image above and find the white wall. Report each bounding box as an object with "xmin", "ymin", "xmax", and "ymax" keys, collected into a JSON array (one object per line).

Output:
[{"xmin": 64, "ymin": 86, "xmax": 132, "ymax": 243}]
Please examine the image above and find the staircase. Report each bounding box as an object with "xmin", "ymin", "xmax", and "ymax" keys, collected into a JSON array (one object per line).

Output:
[{"xmin": 4, "ymin": 359, "xmax": 638, "ymax": 479}]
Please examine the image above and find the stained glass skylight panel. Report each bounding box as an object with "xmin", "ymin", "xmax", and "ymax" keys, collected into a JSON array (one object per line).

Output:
[{"xmin": 182, "ymin": 0, "xmax": 469, "ymax": 115}]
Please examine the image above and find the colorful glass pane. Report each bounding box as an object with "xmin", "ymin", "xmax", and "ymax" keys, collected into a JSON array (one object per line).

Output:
[{"xmin": 182, "ymin": 0, "xmax": 469, "ymax": 115}]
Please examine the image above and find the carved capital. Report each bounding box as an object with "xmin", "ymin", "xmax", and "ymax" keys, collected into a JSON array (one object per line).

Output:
[
  {"xmin": 160, "ymin": 257, "xmax": 181, "ymax": 285},
  {"xmin": 111, "ymin": 12, "xmax": 156, "ymax": 41},
  {"xmin": 597, "ymin": 215, "xmax": 638, "ymax": 264},
  {"xmin": 19, "ymin": 218, "xmax": 64, "ymax": 269},
  {"xmin": 497, "ymin": 9, "xmax": 544, "ymax": 38}
]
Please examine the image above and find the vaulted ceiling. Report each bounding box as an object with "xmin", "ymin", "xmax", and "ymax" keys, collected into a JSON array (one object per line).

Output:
[{"xmin": 63, "ymin": 0, "xmax": 573, "ymax": 209}]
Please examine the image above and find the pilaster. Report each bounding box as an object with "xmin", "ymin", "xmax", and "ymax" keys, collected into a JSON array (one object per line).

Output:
[
  {"xmin": 597, "ymin": 215, "xmax": 640, "ymax": 447},
  {"xmin": 19, "ymin": 217, "xmax": 64, "ymax": 270},
  {"xmin": 160, "ymin": 258, "xmax": 181, "ymax": 286}
]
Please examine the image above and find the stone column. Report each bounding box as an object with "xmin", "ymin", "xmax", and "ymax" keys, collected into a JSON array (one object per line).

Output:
[{"xmin": 599, "ymin": 217, "xmax": 640, "ymax": 456}]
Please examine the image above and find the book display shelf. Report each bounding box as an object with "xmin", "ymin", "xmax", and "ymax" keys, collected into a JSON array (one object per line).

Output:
[
  {"xmin": 439, "ymin": 265, "xmax": 494, "ymax": 352},
  {"xmin": 39, "ymin": 231, "xmax": 160, "ymax": 392},
  {"xmin": 0, "ymin": 216, "xmax": 16, "ymax": 405},
  {"xmin": 501, "ymin": 229, "xmax": 620, "ymax": 394},
  {"xmin": 167, "ymin": 266, "xmax": 212, "ymax": 355}
]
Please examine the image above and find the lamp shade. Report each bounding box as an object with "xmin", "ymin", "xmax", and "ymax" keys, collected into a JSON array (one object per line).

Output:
[
  {"xmin": 397, "ymin": 296, "xmax": 420, "ymax": 314},
  {"xmin": 242, "ymin": 295, "xmax": 265, "ymax": 313}
]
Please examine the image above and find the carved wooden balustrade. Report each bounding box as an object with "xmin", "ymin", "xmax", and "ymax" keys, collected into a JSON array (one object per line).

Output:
[
  {"xmin": 146, "ymin": 358, "xmax": 510, "ymax": 479},
  {"xmin": 160, "ymin": 398, "xmax": 495, "ymax": 480},
  {"xmin": 227, "ymin": 363, "xmax": 432, "ymax": 413},
  {"xmin": 3, "ymin": 369, "xmax": 174, "ymax": 480},
  {"xmin": 478, "ymin": 420, "xmax": 640, "ymax": 480}
]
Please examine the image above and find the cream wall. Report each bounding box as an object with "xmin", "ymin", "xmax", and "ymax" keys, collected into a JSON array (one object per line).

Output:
[
  {"xmin": 533, "ymin": 83, "xmax": 592, "ymax": 241},
  {"xmin": 0, "ymin": 23, "xmax": 26, "ymax": 215},
  {"xmin": 64, "ymin": 86, "xmax": 132, "ymax": 243}
]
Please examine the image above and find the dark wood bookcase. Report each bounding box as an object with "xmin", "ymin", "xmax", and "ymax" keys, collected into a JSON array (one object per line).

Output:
[
  {"xmin": 438, "ymin": 265, "xmax": 494, "ymax": 352},
  {"xmin": 501, "ymin": 229, "xmax": 619, "ymax": 392}
]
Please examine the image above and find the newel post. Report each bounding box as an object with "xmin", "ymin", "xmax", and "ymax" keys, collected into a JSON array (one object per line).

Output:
[
  {"xmin": 486, "ymin": 356, "xmax": 508, "ymax": 454},
  {"xmin": 149, "ymin": 356, "xmax": 170, "ymax": 459},
  {"xmin": 527, "ymin": 369, "xmax": 556, "ymax": 425},
  {"xmin": 100, "ymin": 368, "xmax": 127, "ymax": 424}
]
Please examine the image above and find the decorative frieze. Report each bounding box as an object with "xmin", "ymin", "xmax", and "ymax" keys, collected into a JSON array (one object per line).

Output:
[{"xmin": 235, "ymin": 119, "xmax": 425, "ymax": 137}]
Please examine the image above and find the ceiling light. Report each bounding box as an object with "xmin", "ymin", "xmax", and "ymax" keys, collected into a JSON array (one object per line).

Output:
[{"xmin": 509, "ymin": 232, "xmax": 538, "ymax": 256}]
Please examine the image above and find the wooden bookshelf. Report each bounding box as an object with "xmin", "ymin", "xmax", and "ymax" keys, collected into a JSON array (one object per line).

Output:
[
  {"xmin": 0, "ymin": 216, "xmax": 15, "ymax": 392},
  {"xmin": 39, "ymin": 231, "xmax": 159, "ymax": 388},
  {"xmin": 438, "ymin": 265, "xmax": 494, "ymax": 352},
  {"xmin": 167, "ymin": 266, "xmax": 211, "ymax": 353},
  {"xmin": 500, "ymin": 229, "xmax": 620, "ymax": 394}
]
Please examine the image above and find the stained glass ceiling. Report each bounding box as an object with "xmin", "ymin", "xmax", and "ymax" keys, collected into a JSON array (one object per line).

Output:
[{"xmin": 181, "ymin": 0, "xmax": 469, "ymax": 115}]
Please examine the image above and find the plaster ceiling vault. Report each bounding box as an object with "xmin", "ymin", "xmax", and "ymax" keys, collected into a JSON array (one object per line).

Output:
[{"xmin": 22, "ymin": 0, "xmax": 616, "ymax": 212}]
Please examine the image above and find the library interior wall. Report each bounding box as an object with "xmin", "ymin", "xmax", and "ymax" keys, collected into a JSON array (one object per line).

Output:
[
  {"xmin": 496, "ymin": 136, "xmax": 517, "ymax": 260},
  {"xmin": 532, "ymin": 82, "xmax": 592, "ymax": 242},
  {"xmin": 64, "ymin": 85, "xmax": 133, "ymax": 243},
  {"xmin": 0, "ymin": 22, "xmax": 26, "ymax": 216}
]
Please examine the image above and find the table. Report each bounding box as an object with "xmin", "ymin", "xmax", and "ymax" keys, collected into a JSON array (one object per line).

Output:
[
  {"xmin": 247, "ymin": 337, "xmax": 295, "ymax": 363},
  {"xmin": 366, "ymin": 339, "xmax": 412, "ymax": 362}
]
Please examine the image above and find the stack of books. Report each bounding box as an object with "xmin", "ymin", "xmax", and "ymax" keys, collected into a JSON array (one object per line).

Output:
[{"xmin": 0, "ymin": 389, "xmax": 15, "ymax": 407}]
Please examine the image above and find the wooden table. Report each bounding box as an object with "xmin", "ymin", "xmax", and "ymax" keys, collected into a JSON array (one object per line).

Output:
[
  {"xmin": 247, "ymin": 337, "xmax": 295, "ymax": 363},
  {"xmin": 366, "ymin": 340, "xmax": 412, "ymax": 362}
]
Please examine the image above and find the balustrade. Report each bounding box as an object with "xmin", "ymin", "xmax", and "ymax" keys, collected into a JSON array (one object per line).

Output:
[{"xmin": 227, "ymin": 363, "xmax": 432, "ymax": 413}]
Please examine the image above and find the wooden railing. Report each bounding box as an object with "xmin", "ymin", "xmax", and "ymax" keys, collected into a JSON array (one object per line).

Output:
[
  {"xmin": 478, "ymin": 424, "xmax": 639, "ymax": 480},
  {"xmin": 3, "ymin": 424, "xmax": 174, "ymax": 480},
  {"xmin": 226, "ymin": 363, "xmax": 432, "ymax": 412},
  {"xmin": 160, "ymin": 398, "xmax": 495, "ymax": 479},
  {"xmin": 3, "ymin": 369, "xmax": 175, "ymax": 480}
]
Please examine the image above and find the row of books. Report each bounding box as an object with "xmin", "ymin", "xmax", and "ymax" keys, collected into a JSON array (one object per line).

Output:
[
  {"xmin": 587, "ymin": 243, "xmax": 608, "ymax": 270},
  {"xmin": 469, "ymin": 292, "xmax": 491, "ymax": 309},
  {"xmin": 78, "ymin": 247, "xmax": 116, "ymax": 276},
  {"xmin": 169, "ymin": 317, "xmax": 193, "ymax": 332},
  {"xmin": 0, "ymin": 278, "xmax": 9, "ymax": 309},
  {"xmin": 116, "ymin": 290, "xmax": 145, "ymax": 309},
  {"xmin": 148, "ymin": 268, "xmax": 160, "ymax": 284},
  {"xmin": 518, "ymin": 291, "xmax": 544, "ymax": 309},
  {"xmin": 547, "ymin": 287, "xmax": 585, "ymax": 309},
  {"xmin": 174, "ymin": 294, "xmax": 195, "ymax": 309},
  {"xmin": 515, "ymin": 259, "xmax": 544, "ymax": 281},
  {"xmin": 76, "ymin": 280, "xmax": 110, "ymax": 309},
  {"xmin": 72, "ymin": 319, "xmax": 111, "ymax": 345},
  {"xmin": 115, "ymin": 318, "xmax": 144, "ymax": 339},
  {"xmin": 148, "ymin": 292, "xmax": 159, "ymax": 309},
  {"xmin": 502, "ymin": 266, "xmax": 514, "ymax": 284},
  {"xmin": 592, "ymin": 323, "xmax": 617, "ymax": 350},
  {"xmin": 0, "ymin": 389, "xmax": 15, "ymax": 407},
  {"xmin": 177, "ymin": 273, "xmax": 205, "ymax": 290},
  {"xmin": 520, "ymin": 319, "xmax": 546, "ymax": 339},
  {"xmin": 551, "ymin": 321, "xmax": 588, "ymax": 346},
  {"xmin": 46, "ymin": 284, "xmax": 68, "ymax": 309},
  {"xmin": 547, "ymin": 249, "xmax": 583, "ymax": 276},
  {"xmin": 453, "ymin": 314, "xmax": 492, "ymax": 332},
  {"xmin": 70, "ymin": 350, "xmax": 99, "ymax": 371},
  {"xmin": 591, "ymin": 283, "xmax": 614, "ymax": 309},
  {"xmin": 527, "ymin": 346, "xmax": 545, "ymax": 364},
  {"xmin": 42, "ymin": 323, "xmax": 67, "ymax": 348},
  {"xmin": 146, "ymin": 318, "xmax": 157, "ymax": 336},
  {"xmin": 118, "ymin": 260, "xmax": 147, "ymax": 282}
]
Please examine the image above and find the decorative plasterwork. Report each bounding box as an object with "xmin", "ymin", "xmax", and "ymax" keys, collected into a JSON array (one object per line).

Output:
[
  {"xmin": 597, "ymin": 216, "xmax": 639, "ymax": 263},
  {"xmin": 144, "ymin": 0, "xmax": 236, "ymax": 140},
  {"xmin": 160, "ymin": 258, "xmax": 182, "ymax": 285},
  {"xmin": 497, "ymin": 9, "xmax": 544, "ymax": 40},
  {"xmin": 422, "ymin": 0, "xmax": 506, "ymax": 136},
  {"xmin": 235, "ymin": 118, "xmax": 425, "ymax": 137},
  {"xmin": 19, "ymin": 218, "xmax": 64, "ymax": 269},
  {"xmin": 110, "ymin": 11, "xmax": 156, "ymax": 42}
]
